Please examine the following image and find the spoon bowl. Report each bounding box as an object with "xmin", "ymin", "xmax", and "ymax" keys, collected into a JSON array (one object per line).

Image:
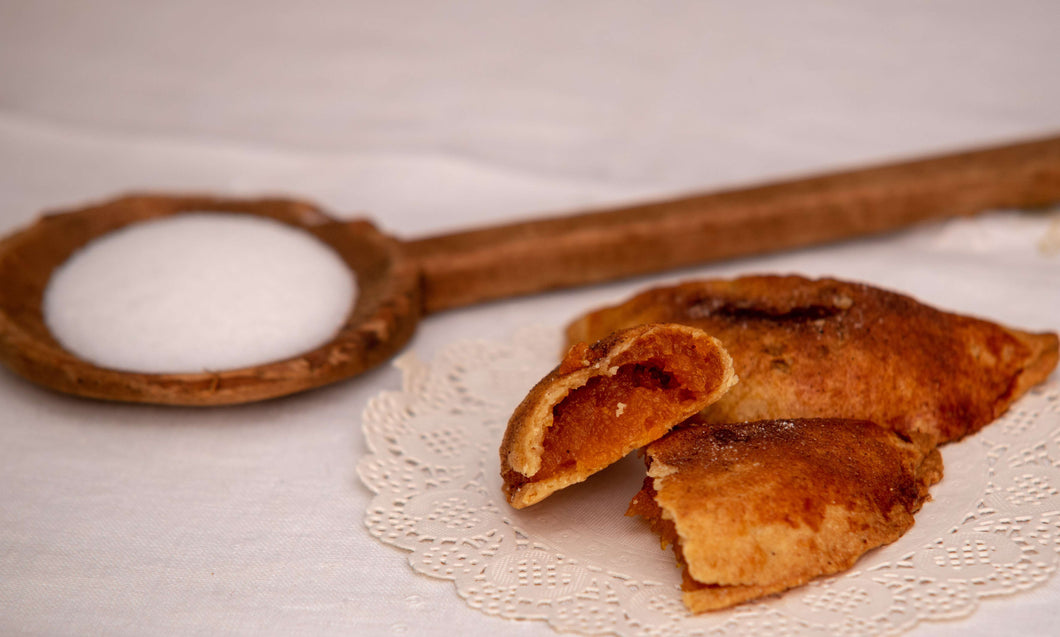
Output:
[{"xmin": 0, "ymin": 194, "xmax": 420, "ymax": 405}]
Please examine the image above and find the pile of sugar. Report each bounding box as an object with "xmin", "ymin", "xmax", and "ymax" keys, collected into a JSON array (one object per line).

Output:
[{"xmin": 43, "ymin": 212, "xmax": 357, "ymax": 373}]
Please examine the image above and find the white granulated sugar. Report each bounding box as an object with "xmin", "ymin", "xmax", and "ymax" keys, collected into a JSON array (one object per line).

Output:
[{"xmin": 43, "ymin": 212, "xmax": 357, "ymax": 373}]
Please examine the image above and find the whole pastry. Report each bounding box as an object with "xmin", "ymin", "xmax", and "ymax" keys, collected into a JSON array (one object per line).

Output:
[{"xmin": 567, "ymin": 275, "xmax": 1058, "ymax": 445}]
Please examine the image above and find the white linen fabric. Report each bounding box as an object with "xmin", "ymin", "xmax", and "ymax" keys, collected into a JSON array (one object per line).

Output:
[{"xmin": 1, "ymin": 2, "xmax": 1059, "ymax": 636}]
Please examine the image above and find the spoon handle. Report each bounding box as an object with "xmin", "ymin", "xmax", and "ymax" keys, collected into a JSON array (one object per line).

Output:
[{"xmin": 407, "ymin": 135, "xmax": 1060, "ymax": 314}]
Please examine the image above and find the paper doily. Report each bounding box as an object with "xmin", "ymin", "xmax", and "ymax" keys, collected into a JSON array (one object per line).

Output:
[{"xmin": 359, "ymin": 325, "xmax": 1060, "ymax": 636}]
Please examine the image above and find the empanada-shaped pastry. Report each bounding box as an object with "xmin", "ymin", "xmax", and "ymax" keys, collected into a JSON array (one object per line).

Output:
[
  {"xmin": 627, "ymin": 418, "xmax": 943, "ymax": 612},
  {"xmin": 568, "ymin": 275, "xmax": 1058, "ymax": 445},
  {"xmin": 500, "ymin": 323, "xmax": 737, "ymax": 509}
]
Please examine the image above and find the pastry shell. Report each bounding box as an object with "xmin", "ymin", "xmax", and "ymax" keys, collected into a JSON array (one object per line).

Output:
[{"xmin": 500, "ymin": 323, "xmax": 737, "ymax": 509}]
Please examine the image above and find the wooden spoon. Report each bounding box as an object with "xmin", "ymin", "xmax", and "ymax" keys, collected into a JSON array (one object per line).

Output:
[{"xmin": 1, "ymin": 135, "xmax": 1059, "ymax": 405}]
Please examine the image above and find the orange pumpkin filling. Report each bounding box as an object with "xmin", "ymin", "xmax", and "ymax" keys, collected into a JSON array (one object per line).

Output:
[{"xmin": 531, "ymin": 341, "xmax": 717, "ymax": 483}]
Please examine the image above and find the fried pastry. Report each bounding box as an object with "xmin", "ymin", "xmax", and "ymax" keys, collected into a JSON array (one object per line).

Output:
[
  {"xmin": 567, "ymin": 275, "xmax": 1058, "ymax": 445},
  {"xmin": 627, "ymin": 418, "xmax": 943, "ymax": 612},
  {"xmin": 500, "ymin": 323, "xmax": 737, "ymax": 509}
]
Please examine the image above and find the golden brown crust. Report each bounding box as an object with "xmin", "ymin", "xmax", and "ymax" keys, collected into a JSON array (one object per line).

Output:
[
  {"xmin": 500, "ymin": 323, "xmax": 737, "ymax": 509},
  {"xmin": 628, "ymin": 418, "xmax": 943, "ymax": 612},
  {"xmin": 568, "ymin": 275, "xmax": 1058, "ymax": 445}
]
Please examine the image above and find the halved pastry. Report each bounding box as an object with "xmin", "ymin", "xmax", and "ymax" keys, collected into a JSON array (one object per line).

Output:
[
  {"xmin": 567, "ymin": 275, "xmax": 1058, "ymax": 445},
  {"xmin": 627, "ymin": 418, "xmax": 943, "ymax": 612},
  {"xmin": 500, "ymin": 323, "xmax": 737, "ymax": 509}
]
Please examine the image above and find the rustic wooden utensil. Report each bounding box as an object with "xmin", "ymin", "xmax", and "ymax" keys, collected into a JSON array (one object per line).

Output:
[{"xmin": 2, "ymin": 135, "xmax": 1059, "ymax": 406}]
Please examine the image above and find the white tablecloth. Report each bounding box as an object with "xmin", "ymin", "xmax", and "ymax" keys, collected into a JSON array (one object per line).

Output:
[{"xmin": 2, "ymin": 2, "xmax": 1059, "ymax": 635}]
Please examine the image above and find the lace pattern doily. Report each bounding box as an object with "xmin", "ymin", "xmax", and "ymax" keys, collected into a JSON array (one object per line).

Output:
[{"xmin": 359, "ymin": 325, "xmax": 1060, "ymax": 636}]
